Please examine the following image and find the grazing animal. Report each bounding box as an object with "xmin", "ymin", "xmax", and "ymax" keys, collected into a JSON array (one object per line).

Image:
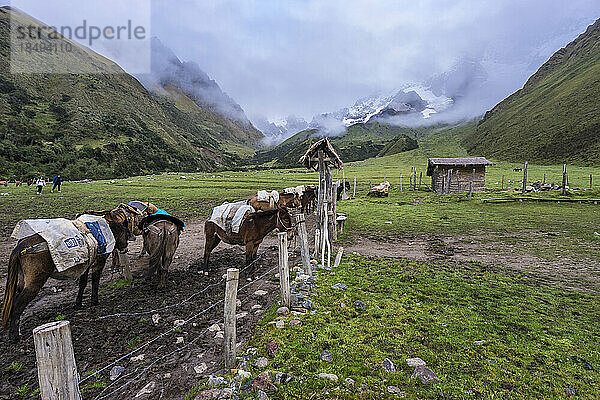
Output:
[
  {"xmin": 0, "ymin": 181, "xmax": 7, "ymax": 187},
  {"xmin": 336, "ymin": 181, "xmax": 351, "ymax": 201},
  {"xmin": 248, "ymin": 191, "xmax": 300, "ymax": 211},
  {"xmin": 15, "ymin": 181, "xmax": 22, "ymax": 187},
  {"xmin": 1, "ymin": 209, "xmax": 132, "ymax": 342},
  {"xmin": 203, "ymin": 205, "xmax": 293, "ymax": 272},
  {"xmin": 300, "ymin": 185, "xmax": 317, "ymax": 213},
  {"xmin": 140, "ymin": 215, "xmax": 184, "ymax": 288}
]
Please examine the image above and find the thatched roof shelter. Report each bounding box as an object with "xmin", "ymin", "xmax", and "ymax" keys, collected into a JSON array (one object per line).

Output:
[
  {"xmin": 299, "ymin": 138, "xmax": 343, "ymax": 170},
  {"xmin": 426, "ymin": 157, "xmax": 494, "ymax": 176}
]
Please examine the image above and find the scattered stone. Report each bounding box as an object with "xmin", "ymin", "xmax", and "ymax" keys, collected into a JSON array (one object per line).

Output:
[
  {"xmin": 387, "ymin": 386, "xmax": 403, "ymax": 394},
  {"xmin": 288, "ymin": 319, "xmax": 302, "ymax": 327},
  {"xmin": 382, "ymin": 358, "xmax": 396, "ymax": 372},
  {"xmin": 275, "ymin": 320, "xmax": 285, "ymax": 329},
  {"xmin": 208, "ymin": 323, "xmax": 221, "ymax": 332},
  {"xmin": 135, "ymin": 381, "xmax": 156, "ymax": 397},
  {"xmin": 130, "ymin": 354, "xmax": 145, "ymax": 362},
  {"xmin": 252, "ymin": 371, "xmax": 277, "ymax": 392},
  {"xmin": 565, "ymin": 388, "xmax": 576, "ymax": 396},
  {"xmin": 254, "ymin": 290, "xmax": 268, "ymax": 296},
  {"xmin": 274, "ymin": 372, "xmax": 294, "ymax": 385},
  {"xmin": 235, "ymin": 369, "xmax": 251, "ymax": 380},
  {"xmin": 246, "ymin": 347, "xmax": 258, "ymax": 355},
  {"xmin": 207, "ymin": 375, "xmax": 228, "ymax": 387},
  {"xmin": 331, "ymin": 283, "xmax": 348, "ymax": 290},
  {"xmin": 256, "ymin": 389, "xmax": 269, "ymax": 400},
  {"xmin": 266, "ymin": 341, "xmax": 280, "ymax": 357},
  {"xmin": 252, "ymin": 304, "xmax": 262, "ymax": 310},
  {"xmin": 321, "ymin": 350, "xmax": 333, "ymax": 362},
  {"xmin": 277, "ymin": 306, "xmax": 290, "ymax": 315},
  {"xmin": 473, "ymin": 340, "xmax": 486, "ymax": 346},
  {"xmin": 109, "ymin": 365, "xmax": 125, "ymax": 381},
  {"xmin": 214, "ymin": 331, "xmax": 224, "ymax": 340},
  {"xmin": 344, "ymin": 378, "xmax": 355, "ymax": 386},
  {"xmin": 411, "ymin": 366, "xmax": 440, "ymax": 384},
  {"xmin": 194, "ymin": 388, "xmax": 231, "ymax": 399},
  {"xmin": 253, "ymin": 357, "xmax": 269, "ymax": 369},
  {"xmin": 151, "ymin": 314, "xmax": 160, "ymax": 325},
  {"xmin": 487, "ymin": 359, "xmax": 497, "ymax": 364},
  {"xmin": 318, "ymin": 373, "xmax": 338, "ymax": 382},
  {"xmin": 194, "ymin": 363, "xmax": 208, "ymax": 375},
  {"xmin": 406, "ymin": 357, "xmax": 426, "ymax": 367},
  {"xmin": 236, "ymin": 312, "xmax": 248, "ymax": 319},
  {"xmin": 354, "ymin": 300, "xmax": 366, "ymax": 309},
  {"xmin": 163, "ymin": 373, "xmax": 171, "ymax": 379},
  {"xmin": 176, "ymin": 337, "xmax": 184, "ymax": 344}
]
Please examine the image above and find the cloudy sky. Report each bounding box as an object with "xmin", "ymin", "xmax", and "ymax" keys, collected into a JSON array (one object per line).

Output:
[{"xmin": 11, "ymin": 0, "xmax": 600, "ymax": 122}]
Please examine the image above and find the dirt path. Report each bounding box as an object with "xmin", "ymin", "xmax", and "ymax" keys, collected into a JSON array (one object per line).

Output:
[{"xmin": 0, "ymin": 217, "xmax": 305, "ymax": 400}]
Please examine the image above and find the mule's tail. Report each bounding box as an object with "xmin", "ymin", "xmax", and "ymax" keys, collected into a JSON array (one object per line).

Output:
[
  {"xmin": 148, "ymin": 223, "xmax": 167, "ymax": 274},
  {"xmin": 2, "ymin": 245, "xmax": 21, "ymax": 330}
]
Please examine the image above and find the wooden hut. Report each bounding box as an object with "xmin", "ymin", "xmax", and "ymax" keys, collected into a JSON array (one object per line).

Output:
[
  {"xmin": 427, "ymin": 157, "xmax": 494, "ymax": 194},
  {"xmin": 299, "ymin": 138, "xmax": 343, "ymax": 267}
]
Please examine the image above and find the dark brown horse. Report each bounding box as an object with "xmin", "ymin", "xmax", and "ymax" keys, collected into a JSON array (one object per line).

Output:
[
  {"xmin": 203, "ymin": 206, "xmax": 292, "ymax": 271},
  {"xmin": 140, "ymin": 215, "xmax": 184, "ymax": 289},
  {"xmin": 1, "ymin": 209, "xmax": 133, "ymax": 342},
  {"xmin": 300, "ymin": 185, "xmax": 317, "ymax": 213},
  {"xmin": 248, "ymin": 192, "xmax": 300, "ymax": 211}
]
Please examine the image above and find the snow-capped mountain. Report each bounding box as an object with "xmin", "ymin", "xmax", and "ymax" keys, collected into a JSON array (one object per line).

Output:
[{"xmin": 253, "ymin": 115, "xmax": 309, "ymax": 145}]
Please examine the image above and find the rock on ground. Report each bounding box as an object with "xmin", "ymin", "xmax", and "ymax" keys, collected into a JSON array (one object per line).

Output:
[
  {"xmin": 382, "ymin": 358, "xmax": 396, "ymax": 372},
  {"xmin": 411, "ymin": 366, "xmax": 440, "ymax": 384},
  {"xmin": 253, "ymin": 357, "xmax": 269, "ymax": 369},
  {"xmin": 318, "ymin": 373, "xmax": 339, "ymax": 382},
  {"xmin": 406, "ymin": 357, "xmax": 426, "ymax": 367}
]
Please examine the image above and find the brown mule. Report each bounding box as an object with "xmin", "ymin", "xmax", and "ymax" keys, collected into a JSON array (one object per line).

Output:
[
  {"xmin": 248, "ymin": 192, "xmax": 300, "ymax": 211},
  {"xmin": 300, "ymin": 185, "xmax": 317, "ymax": 213},
  {"xmin": 140, "ymin": 216, "xmax": 183, "ymax": 289},
  {"xmin": 1, "ymin": 210, "xmax": 132, "ymax": 342},
  {"xmin": 203, "ymin": 206, "xmax": 293, "ymax": 272}
]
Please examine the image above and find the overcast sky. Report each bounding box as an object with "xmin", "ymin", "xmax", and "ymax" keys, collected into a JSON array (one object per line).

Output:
[{"xmin": 11, "ymin": 0, "xmax": 600, "ymax": 122}]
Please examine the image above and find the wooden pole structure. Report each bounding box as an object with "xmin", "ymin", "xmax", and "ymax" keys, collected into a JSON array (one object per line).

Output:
[
  {"xmin": 469, "ymin": 168, "xmax": 475, "ymax": 198},
  {"xmin": 294, "ymin": 214, "xmax": 312, "ymax": 276},
  {"xmin": 447, "ymin": 169, "xmax": 452, "ymax": 194},
  {"xmin": 353, "ymin": 176, "xmax": 356, "ymax": 197},
  {"xmin": 33, "ymin": 321, "xmax": 82, "ymax": 400},
  {"xmin": 224, "ymin": 268, "xmax": 239, "ymax": 370},
  {"xmin": 591, "ymin": 174, "xmax": 593, "ymax": 190},
  {"xmin": 543, "ymin": 173, "xmax": 546, "ymax": 185},
  {"xmin": 522, "ymin": 161, "xmax": 528, "ymax": 193},
  {"xmin": 331, "ymin": 181, "xmax": 338, "ymax": 242},
  {"xmin": 277, "ymin": 232, "xmax": 291, "ymax": 308},
  {"xmin": 419, "ymin": 172, "xmax": 422, "ymax": 188},
  {"xmin": 400, "ymin": 174, "xmax": 403, "ymax": 192},
  {"xmin": 413, "ymin": 168, "xmax": 417, "ymax": 190},
  {"xmin": 562, "ymin": 163, "xmax": 567, "ymax": 195},
  {"xmin": 501, "ymin": 175, "xmax": 504, "ymax": 191}
]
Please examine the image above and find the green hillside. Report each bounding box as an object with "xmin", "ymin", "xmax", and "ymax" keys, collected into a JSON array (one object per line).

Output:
[
  {"xmin": 252, "ymin": 122, "xmax": 419, "ymax": 168},
  {"xmin": 0, "ymin": 7, "xmax": 251, "ymax": 180},
  {"xmin": 464, "ymin": 18, "xmax": 600, "ymax": 165}
]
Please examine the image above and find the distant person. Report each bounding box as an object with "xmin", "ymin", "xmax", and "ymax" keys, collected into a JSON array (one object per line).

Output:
[
  {"xmin": 51, "ymin": 174, "xmax": 62, "ymax": 193},
  {"xmin": 35, "ymin": 177, "xmax": 45, "ymax": 194}
]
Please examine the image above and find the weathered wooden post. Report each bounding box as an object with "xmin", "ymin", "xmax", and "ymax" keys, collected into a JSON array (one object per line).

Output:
[
  {"xmin": 413, "ymin": 168, "xmax": 417, "ymax": 190},
  {"xmin": 419, "ymin": 172, "xmax": 422, "ymax": 188},
  {"xmin": 543, "ymin": 173, "xmax": 546, "ymax": 185},
  {"xmin": 353, "ymin": 176, "xmax": 356, "ymax": 197},
  {"xmin": 278, "ymin": 232, "xmax": 291, "ymax": 308},
  {"xmin": 469, "ymin": 168, "xmax": 475, "ymax": 198},
  {"xmin": 446, "ymin": 169, "xmax": 452, "ymax": 194},
  {"xmin": 562, "ymin": 163, "xmax": 567, "ymax": 195},
  {"xmin": 501, "ymin": 175, "xmax": 504, "ymax": 191},
  {"xmin": 522, "ymin": 161, "xmax": 528, "ymax": 193},
  {"xmin": 294, "ymin": 213, "xmax": 312, "ymax": 276},
  {"xmin": 400, "ymin": 174, "xmax": 403, "ymax": 192},
  {"xmin": 224, "ymin": 268, "xmax": 239, "ymax": 370},
  {"xmin": 33, "ymin": 321, "xmax": 82, "ymax": 400},
  {"xmin": 591, "ymin": 174, "xmax": 593, "ymax": 190}
]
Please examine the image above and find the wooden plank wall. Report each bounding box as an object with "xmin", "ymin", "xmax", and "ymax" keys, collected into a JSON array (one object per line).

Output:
[{"xmin": 431, "ymin": 166, "xmax": 486, "ymax": 193}]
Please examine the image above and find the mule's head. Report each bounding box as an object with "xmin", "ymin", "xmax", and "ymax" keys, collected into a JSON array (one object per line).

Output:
[
  {"xmin": 276, "ymin": 205, "xmax": 294, "ymax": 238},
  {"xmin": 279, "ymin": 192, "xmax": 301, "ymax": 208}
]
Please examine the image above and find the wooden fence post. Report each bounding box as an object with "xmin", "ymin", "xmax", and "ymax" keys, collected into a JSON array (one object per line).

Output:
[
  {"xmin": 295, "ymin": 213, "xmax": 312, "ymax": 277},
  {"xmin": 501, "ymin": 175, "xmax": 504, "ymax": 191},
  {"xmin": 277, "ymin": 232, "xmax": 291, "ymax": 308},
  {"xmin": 562, "ymin": 163, "xmax": 567, "ymax": 195},
  {"xmin": 469, "ymin": 168, "xmax": 475, "ymax": 198},
  {"xmin": 591, "ymin": 174, "xmax": 593, "ymax": 190},
  {"xmin": 224, "ymin": 268, "xmax": 239, "ymax": 370},
  {"xmin": 543, "ymin": 173, "xmax": 546, "ymax": 185},
  {"xmin": 353, "ymin": 177, "xmax": 356, "ymax": 197},
  {"xmin": 400, "ymin": 174, "xmax": 403, "ymax": 192},
  {"xmin": 522, "ymin": 161, "xmax": 528, "ymax": 193},
  {"xmin": 419, "ymin": 172, "xmax": 422, "ymax": 187},
  {"xmin": 33, "ymin": 321, "xmax": 82, "ymax": 400}
]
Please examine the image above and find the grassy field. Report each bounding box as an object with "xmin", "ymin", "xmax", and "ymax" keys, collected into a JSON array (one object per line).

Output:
[{"xmin": 245, "ymin": 255, "xmax": 600, "ymax": 399}]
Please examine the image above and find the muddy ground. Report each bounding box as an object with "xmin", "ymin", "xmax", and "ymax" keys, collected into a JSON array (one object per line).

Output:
[{"xmin": 0, "ymin": 217, "xmax": 305, "ymax": 400}]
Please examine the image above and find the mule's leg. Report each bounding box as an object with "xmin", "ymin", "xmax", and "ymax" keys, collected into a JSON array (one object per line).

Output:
[
  {"xmin": 75, "ymin": 268, "xmax": 90, "ymax": 309},
  {"xmin": 158, "ymin": 232, "xmax": 179, "ymax": 289},
  {"xmin": 203, "ymin": 231, "xmax": 220, "ymax": 271},
  {"xmin": 90, "ymin": 259, "xmax": 107, "ymax": 306}
]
